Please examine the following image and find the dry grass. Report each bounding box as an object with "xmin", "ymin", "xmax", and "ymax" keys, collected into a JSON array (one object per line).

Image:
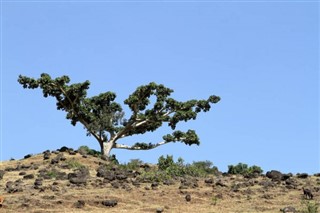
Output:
[{"xmin": 0, "ymin": 152, "xmax": 319, "ymax": 213}]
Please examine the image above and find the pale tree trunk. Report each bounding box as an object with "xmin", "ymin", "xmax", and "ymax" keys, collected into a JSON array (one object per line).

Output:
[{"xmin": 100, "ymin": 140, "xmax": 115, "ymax": 160}]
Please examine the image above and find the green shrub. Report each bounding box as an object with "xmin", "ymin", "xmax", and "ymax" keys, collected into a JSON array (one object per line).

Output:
[
  {"xmin": 157, "ymin": 155, "xmax": 218, "ymax": 178},
  {"xmin": 125, "ymin": 159, "xmax": 144, "ymax": 170},
  {"xmin": 228, "ymin": 163, "xmax": 263, "ymax": 176},
  {"xmin": 46, "ymin": 170, "xmax": 58, "ymax": 179},
  {"xmin": 78, "ymin": 145, "xmax": 101, "ymax": 157},
  {"xmin": 66, "ymin": 159, "xmax": 85, "ymax": 169},
  {"xmin": 158, "ymin": 155, "xmax": 175, "ymax": 170},
  {"xmin": 300, "ymin": 200, "xmax": 319, "ymax": 213}
]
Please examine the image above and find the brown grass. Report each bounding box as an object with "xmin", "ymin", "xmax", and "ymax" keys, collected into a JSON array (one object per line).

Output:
[{"xmin": 0, "ymin": 152, "xmax": 319, "ymax": 212}]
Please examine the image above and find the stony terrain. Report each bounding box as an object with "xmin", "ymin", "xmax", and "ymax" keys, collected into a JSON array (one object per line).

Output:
[{"xmin": 0, "ymin": 148, "xmax": 319, "ymax": 213}]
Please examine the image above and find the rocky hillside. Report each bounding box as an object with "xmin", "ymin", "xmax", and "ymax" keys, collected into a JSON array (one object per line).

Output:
[{"xmin": 0, "ymin": 147, "xmax": 319, "ymax": 213}]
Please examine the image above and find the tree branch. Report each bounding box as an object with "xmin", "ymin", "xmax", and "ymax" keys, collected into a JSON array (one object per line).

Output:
[{"xmin": 114, "ymin": 139, "xmax": 179, "ymax": 150}]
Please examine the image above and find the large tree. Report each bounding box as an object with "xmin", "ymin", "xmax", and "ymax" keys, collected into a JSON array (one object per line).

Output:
[{"xmin": 18, "ymin": 73, "xmax": 220, "ymax": 159}]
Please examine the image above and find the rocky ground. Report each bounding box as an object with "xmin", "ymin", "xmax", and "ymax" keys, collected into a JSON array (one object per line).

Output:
[{"xmin": 0, "ymin": 147, "xmax": 319, "ymax": 213}]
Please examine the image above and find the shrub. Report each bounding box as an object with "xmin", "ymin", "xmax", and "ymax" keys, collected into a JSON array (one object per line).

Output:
[
  {"xmin": 158, "ymin": 155, "xmax": 175, "ymax": 170},
  {"xmin": 125, "ymin": 159, "xmax": 144, "ymax": 170},
  {"xmin": 66, "ymin": 159, "xmax": 85, "ymax": 169},
  {"xmin": 157, "ymin": 155, "xmax": 218, "ymax": 178},
  {"xmin": 228, "ymin": 163, "xmax": 263, "ymax": 176},
  {"xmin": 78, "ymin": 145, "xmax": 101, "ymax": 157},
  {"xmin": 300, "ymin": 200, "xmax": 319, "ymax": 213}
]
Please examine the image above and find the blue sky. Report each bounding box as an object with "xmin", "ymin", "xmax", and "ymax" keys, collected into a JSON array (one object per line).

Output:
[{"xmin": 1, "ymin": 1, "xmax": 319, "ymax": 174}]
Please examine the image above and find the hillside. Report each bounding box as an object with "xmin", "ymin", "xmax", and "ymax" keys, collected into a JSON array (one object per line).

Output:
[{"xmin": 0, "ymin": 147, "xmax": 319, "ymax": 213}]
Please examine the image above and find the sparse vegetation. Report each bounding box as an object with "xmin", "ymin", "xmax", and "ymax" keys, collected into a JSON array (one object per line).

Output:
[
  {"xmin": 157, "ymin": 155, "xmax": 218, "ymax": 178},
  {"xmin": 0, "ymin": 150, "xmax": 318, "ymax": 212},
  {"xmin": 227, "ymin": 162, "xmax": 263, "ymax": 176},
  {"xmin": 66, "ymin": 159, "xmax": 85, "ymax": 169},
  {"xmin": 300, "ymin": 200, "xmax": 319, "ymax": 213}
]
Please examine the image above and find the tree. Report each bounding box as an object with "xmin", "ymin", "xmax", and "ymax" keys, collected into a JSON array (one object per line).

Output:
[{"xmin": 18, "ymin": 73, "xmax": 220, "ymax": 159}]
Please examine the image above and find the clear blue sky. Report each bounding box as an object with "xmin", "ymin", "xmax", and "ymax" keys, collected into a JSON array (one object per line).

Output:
[{"xmin": 1, "ymin": 1, "xmax": 319, "ymax": 174}]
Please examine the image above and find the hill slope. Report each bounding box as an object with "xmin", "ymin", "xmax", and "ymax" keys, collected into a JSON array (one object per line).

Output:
[{"xmin": 0, "ymin": 148, "xmax": 319, "ymax": 212}]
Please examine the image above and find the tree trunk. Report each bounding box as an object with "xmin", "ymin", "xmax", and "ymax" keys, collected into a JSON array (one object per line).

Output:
[{"xmin": 100, "ymin": 140, "xmax": 114, "ymax": 160}]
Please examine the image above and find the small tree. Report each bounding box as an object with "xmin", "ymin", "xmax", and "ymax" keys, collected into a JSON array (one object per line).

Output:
[{"xmin": 18, "ymin": 73, "xmax": 220, "ymax": 159}]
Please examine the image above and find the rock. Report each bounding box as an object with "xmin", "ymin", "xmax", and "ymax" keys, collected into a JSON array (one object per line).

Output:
[
  {"xmin": 111, "ymin": 181, "xmax": 120, "ymax": 189},
  {"xmin": 68, "ymin": 167, "xmax": 89, "ymax": 185},
  {"xmin": 69, "ymin": 150, "xmax": 77, "ymax": 155},
  {"xmin": 19, "ymin": 171, "xmax": 26, "ymax": 176},
  {"xmin": 0, "ymin": 170, "xmax": 5, "ymax": 180},
  {"xmin": 75, "ymin": 200, "xmax": 85, "ymax": 208},
  {"xmin": 34, "ymin": 179, "xmax": 43, "ymax": 187},
  {"xmin": 260, "ymin": 180, "xmax": 276, "ymax": 188},
  {"xmin": 297, "ymin": 173, "xmax": 308, "ymax": 179},
  {"xmin": 266, "ymin": 170, "xmax": 283, "ymax": 182},
  {"xmin": 280, "ymin": 206, "xmax": 297, "ymax": 212},
  {"xmin": 285, "ymin": 178, "xmax": 297, "ymax": 187},
  {"xmin": 314, "ymin": 173, "xmax": 320, "ymax": 177},
  {"xmin": 102, "ymin": 200, "xmax": 117, "ymax": 207},
  {"xmin": 215, "ymin": 179, "xmax": 228, "ymax": 187},
  {"xmin": 116, "ymin": 174, "xmax": 127, "ymax": 181},
  {"xmin": 185, "ymin": 194, "xmax": 191, "ymax": 202},
  {"xmin": 43, "ymin": 152, "xmax": 51, "ymax": 160},
  {"xmin": 156, "ymin": 207, "xmax": 164, "ymax": 213},
  {"xmin": 96, "ymin": 166, "xmax": 108, "ymax": 178},
  {"xmin": 151, "ymin": 182, "xmax": 159, "ymax": 189},
  {"xmin": 163, "ymin": 179, "xmax": 174, "ymax": 186},
  {"xmin": 282, "ymin": 173, "xmax": 292, "ymax": 180},
  {"xmin": 23, "ymin": 174, "xmax": 35, "ymax": 179},
  {"xmin": 204, "ymin": 178, "xmax": 213, "ymax": 184},
  {"xmin": 6, "ymin": 181, "xmax": 23, "ymax": 193},
  {"xmin": 24, "ymin": 154, "xmax": 32, "ymax": 159}
]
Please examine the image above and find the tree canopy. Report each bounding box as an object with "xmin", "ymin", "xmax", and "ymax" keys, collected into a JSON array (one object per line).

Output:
[{"xmin": 18, "ymin": 73, "xmax": 220, "ymax": 159}]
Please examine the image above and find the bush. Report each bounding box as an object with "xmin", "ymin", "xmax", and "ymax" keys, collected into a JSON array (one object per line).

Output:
[
  {"xmin": 300, "ymin": 200, "xmax": 319, "ymax": 213},
  {"xmin": 157, "ymin": 155, "xmax": 218, "ymax": 178},
  {"xmin": 66, "ymin": 159, "xmax": 85, "ymax": 169},
  {"xmin": 228, "ymin": 163, "xmax": 263, "ymax": 176},
  {"xmin": 158, "ymin": 155, "xmax": 175, "ymax": 170},
  {"xmin": 122, "ymin": 159, "xmax": 144, "ymax": 170},
  {"xmin": 78, "ymin": 145, "xmax": 101, "ymax": 157}
]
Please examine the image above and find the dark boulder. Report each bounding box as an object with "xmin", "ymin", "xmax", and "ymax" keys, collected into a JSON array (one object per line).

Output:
[
  {"xmin": 75, "ymin": 200, "xmax": 85, "ymax": 208},
  {"xmin": 43, "ymin": 151, "xmax": 51, "ymax": 160},
  {"xmin": 204, "ymin": 178, "xmax": 213, "ymax": 184},
  {"xmin": 266, "ymin": 170, "xmax": 283, "ymax": 182},
  {"xmin": 68, "ymin": 167, "xmax": 89, "ymax": 185},
  {"xmin": 102, "ymin": 200, "xmax": 118, "ymax": 207},
  {"xmin": 24, "ymin": 154, "xmax": 32, "ymax": 159},
  {"xmin": 23, "ymin": 174, "xmax": 35, "ymax": 179},
  {"xmin": 185, "ymin": 194, "xmax": 191, "ymax": 202},
  {"xmin": 280, "ymin": 206, "xmax": 297, "ymax": 213},
  {"xmin": 6, "ymin": 181, "xmax": 23, "ymax": 193}
]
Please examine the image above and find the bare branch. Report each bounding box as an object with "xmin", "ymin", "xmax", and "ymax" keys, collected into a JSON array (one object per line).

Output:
[{"xmin": 114, "ymin": 140, "xmax": 176, "ymax": 150}]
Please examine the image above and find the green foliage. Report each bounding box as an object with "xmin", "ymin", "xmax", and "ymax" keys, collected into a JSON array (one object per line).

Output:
[
  {"xmin": 139, "ymin": 170, "xmax": 172, "ymax": 183},
  {"xmin": 78, "ymin": 145, "xmax": 101, "ymax": 157},
  {"xmin": 227, "ymin": 163, "xmax": 263, "ymax": 176},
  {"xmin": 157, "ymin": 155, "xmax": 218, "ymax": 178},
  {"xmin": 18, "ymin": 73, "xmax": 220, "ymax": 158},
  {"xmin": 300, "ymin": 200, "xmax": 319, "ymax": 213},
  {"xmin": 158, "ymin": 155, "xmax": 175, "ymax": 170},
  {"xmin": 66, "ymin": 159, "xmax": 85, "ymax": 169},
  {"xmin": 125, "ymin": 159, "xmax": 144, "ymax": 170},
  {"xmin": 211, "ymin": 196, "xmax": 219, "ymax": 206},
  {"xmin": 46, "ymin": 170, "xmax": 58, "ymax": 179}
]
